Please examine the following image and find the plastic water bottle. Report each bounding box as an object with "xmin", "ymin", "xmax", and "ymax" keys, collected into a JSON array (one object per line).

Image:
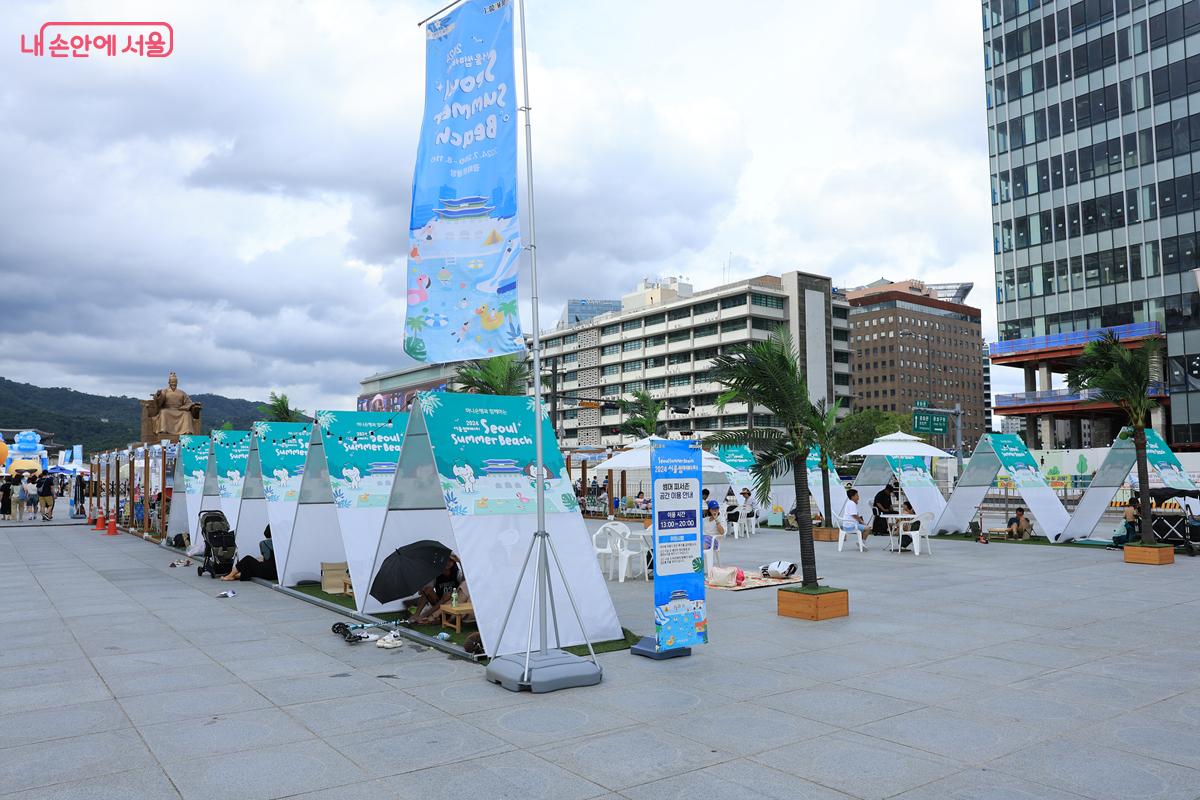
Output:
[
  {"xmin": 436, "ymin": 632, "xmax": 451, "ymax": 641},
  {"xmin": 450, "ymin": 589, "xmax": 459, "ymax": 608}
]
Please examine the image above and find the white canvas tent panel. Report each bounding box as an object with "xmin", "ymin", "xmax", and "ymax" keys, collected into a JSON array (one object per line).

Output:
[
  {"xmin": 278, "ymin": 431, "xmax": 345, "ymax": 587},
  {"xmin": 235, "ymin": 437, "xmax": 271, "ymax": 560}
]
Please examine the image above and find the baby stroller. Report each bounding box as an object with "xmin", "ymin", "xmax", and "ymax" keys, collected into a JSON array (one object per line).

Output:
[{"xmin": 196, "ymin": 510, "xmax": 237, "ymax": 578}]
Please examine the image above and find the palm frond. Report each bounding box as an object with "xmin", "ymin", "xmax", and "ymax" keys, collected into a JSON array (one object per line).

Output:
[{"xmin": 453, "ymin": 354, "xmax": 530, "ymax": 396}]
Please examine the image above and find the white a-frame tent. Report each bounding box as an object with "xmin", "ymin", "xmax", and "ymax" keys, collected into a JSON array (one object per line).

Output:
[
  {"xmin": 371, "ymin": 392, "xmax": 622, "ymax": 657},
  {"xmin": 212, "ymin": 430, "xmax": 251, "ymax": 531},
  {"xmin": 235, "ymin": 432, "xmax": 271, "ymax": 560},
  {"xmin": 935, "ymin": 432, "xmax": 1069, "ymax": 539},
  {"xmin": 250, "ymin": 422, "xmax": 314, "ymax": 585},
  {"xmin": 278, "ymin": 425, "xmax": 344, "ymax": 587},
  {"xmin": 1060, "ymin": 427, "xmax": 1199, "ymax": 541}
]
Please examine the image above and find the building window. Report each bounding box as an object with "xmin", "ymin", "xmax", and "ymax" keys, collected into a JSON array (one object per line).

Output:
[
  {"xmin": 601, "ymin": 364, "xmax": 620, "ymax": 377},
  {"xmin": 668, "ymin": 352, "xmax": 691, "ymax": 365},
  {"xmin": 720, "ymin": 295, "xmax": 748, "ymax": 309},
  {"xmin": 645, "ymin": 377, "xmax": 666, "ymax": 390},
  {"xmin": 601, "ymin": 344, "xmax": 620, "ymax": 356},
  {"xmin": 694, "ymin": 323, "xmax": 719, "ymax": 338},
  {"xmin": 602, "ymin": 384, "xmax": 620, "ymax": 396},
  {"xmin": 751, "ymin": 317, "xmax": 779, "ymax": 331},
  {"xmin": 624, "ymin": 381, "xmax": 643, "ymax": 393},
  {"xmin": 668, "ymin": 308, "xmax": 691, "ymax": 321},
  {"xmin": 622, "ymin": 319, "xmax": 642, "ymax": 332},
  {"xmin": 622, "ymin": 340, "xmax": 642, "ymax": 352},
  {"xmin": 751, "ymin": 293, "xmax": 785, "ymax": 309},
  {"xmin": 645, "ymin": 334, "xmax": 666, "ymax": 347},
  {"xmin": 623, "ymin": 360, "xmax": 642, "ymax": 373},
  {"xmin": 668, "ymin": 330, "xmax": 691, "ymax": 343},
  {"xmin": 562, "ymin": 333, "xmax": 577, "ymax": 345},
  {"xmin": 601, "ymin": 324, "xmax": 619, "ymax": 336},
  {"xmin": 645, "ymin": 356, "xmax": 665, "ymax": 368},
  {"xmin": 669, "ymin": 375, "xmax": 691, "ymax": 388},
  {"xmin": 563, "ymin": 370, "xmax": 577, "ymax": 382},
  {"xmin": 720, "ymin": 319, "xmax": 744, "ymax": 333},
  {"xmin": 692, "ymin": 300, "xmax": 719, "ymax": 315},
  {"xmin": 644, "ymin": 313, "xmax": 665, "ymax": 326}
]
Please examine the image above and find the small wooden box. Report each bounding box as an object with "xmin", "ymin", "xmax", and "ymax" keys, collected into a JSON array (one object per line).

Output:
[
  {"xmin": 777, "ymin": 587, "xmax": 848, "ymax": 620},
  {"xmin": 1124, "ymin": 545, "xmax": 1175, "ymax": 565},
  {"xmin": 812, "ymin": 527, "xmax": 839, "ymax": 542}
]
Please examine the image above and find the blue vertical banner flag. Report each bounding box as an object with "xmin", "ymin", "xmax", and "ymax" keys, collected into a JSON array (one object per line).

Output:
[
  {"xmin": 406, "ymin": 0, "xmax": 523, "ymax": 365},
  {"xmin": 650, "ymin": 441, "xmax": 708, "ymax": 651}
]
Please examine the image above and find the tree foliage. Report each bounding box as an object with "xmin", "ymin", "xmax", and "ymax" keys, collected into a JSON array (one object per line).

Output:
[
  {"xmin": 831, "ymin": 409, "xmax": 912, "ymax": 456},
  {"xmin": 258, "ymin": 391, "xmax": 306, "ymax": 422},
  {"xmin": 704, "ymin": 329, "xmax": 823, "ymax": 587},
  {"xmin": 617, "ymin": 389, "xmax": 666, "ymax": 439},
  {"xmin": 452, "ymin": 354, "xmax": 530, "ymax": 396},
  {"xmin": 1068, "ymin": 332, "xmax": 1161, "ymax": 545}
]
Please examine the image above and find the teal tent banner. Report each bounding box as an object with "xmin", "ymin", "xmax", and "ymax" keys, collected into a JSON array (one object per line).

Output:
[
  {"xmin": 405, "ymin": 0, "xmax": 523, "ymax": 364},
  {"xmin": 419, "ymin": 391, "xmax": 578, "ymax": 516},
  {"xmin": 1144, "ymin": 428, "xmax": 1194, "ymax": 490},
  {"xmin": 316, "ymin": 411, "xmax": 407, "ymax": 509},
  {"xmin": 178, "ymin": 435, "xmax": 210, "ymax": 496},
  {"xmin": 651, "ymin": 440, "xmax": 707, "ymax": 651},
  {"xmin": 213, "ymin": 430, "xmax": 250, "ymax": 499},
  {"xmin": 254, "ymin": 422, "xmax": 311, "ymax": 505},
  {"xmin": 991, "ymin": 433, "xmax": 1044, "ymax": 489}
]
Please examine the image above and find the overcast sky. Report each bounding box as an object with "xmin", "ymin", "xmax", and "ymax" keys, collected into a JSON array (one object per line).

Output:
[{"xmin": 0, "ymin": 0, "xmax": 1012, "ymax": 411}]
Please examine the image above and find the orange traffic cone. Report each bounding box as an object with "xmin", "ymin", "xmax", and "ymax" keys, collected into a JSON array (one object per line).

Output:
[
  {"xmin": 94, "ymin": 514, "xmax": 106, "ymax": 531},
  {"xmin": 105, "ymin": 517, "xmax": 118, "ymax": 536}
]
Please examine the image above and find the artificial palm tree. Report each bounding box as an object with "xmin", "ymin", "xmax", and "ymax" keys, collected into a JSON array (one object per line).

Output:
[
  {"xmin": 617, "ymin": 389, "xmax": 666, "ymax": 439},
  {"xmin": 706, "ymin": 329, "xmax": 822, "ymax": 587},
  {"xmin": 258, "ymin": 391, "xmax": 306, "ymax": 422},
  {"xmin": 807, "ymin": 397, "xmax": 842, "ymax": 528},
  {"xmin": 453, "ymin": 354, "xmax": 530, "ymax": 396},
  {"xmin": 1067, "ymin": 331, "xmax": 1162, "ymax": 545}
]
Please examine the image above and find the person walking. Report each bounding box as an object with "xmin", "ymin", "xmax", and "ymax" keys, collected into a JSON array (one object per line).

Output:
[
  {"xmin": 13, "ymin": 475, "xmax": 26, "ymax": 522},
  {"xmin": 25, "ymin": 475, "xmax": 38, "ymax": 519},
  {"xmin": 37, "ymin": 472, "xmax": 55, "ymax": 521},
  {"xmin": 0, "ymin": 478, "xmax": 12, "ymax": 521}
]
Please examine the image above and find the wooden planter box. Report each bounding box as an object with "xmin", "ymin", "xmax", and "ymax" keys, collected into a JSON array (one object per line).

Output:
[
  {"xmin": 812, "ymin": 527, "xmax": 839, "ymax": 542},
  {"xmin": 1124, "ymin": 544, "xmax": 1175, "ymax": 565},
  {"xmin": 777, "ymin": 586, "xmax": 848, "ymax": 620}
]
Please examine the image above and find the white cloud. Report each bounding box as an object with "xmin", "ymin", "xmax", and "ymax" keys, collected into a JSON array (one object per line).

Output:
[{"xmin": 0, "ymin": 0, "xmax": 1008, "ymax": 406}]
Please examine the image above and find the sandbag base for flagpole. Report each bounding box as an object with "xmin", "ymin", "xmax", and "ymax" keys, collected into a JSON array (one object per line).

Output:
[
  {"xmin": 486, "ymin": 649, "xmax": 602, "ymax": 693},
  {"xmin": 631, "ymin": 636, "xmax": 690, "ymax": 660}
]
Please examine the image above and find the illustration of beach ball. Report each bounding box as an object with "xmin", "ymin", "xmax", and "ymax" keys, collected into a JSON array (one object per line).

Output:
[
  {"xmin": 423, "ymin": 312, "xmax": 449, "ymax": 328},
  {"xmin": 466, "ymin": 259, "xmax": 484, "ymax": 270}
]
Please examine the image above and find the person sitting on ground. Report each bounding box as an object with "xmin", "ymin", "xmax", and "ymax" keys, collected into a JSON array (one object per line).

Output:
[
  {"xmin": 702, "ymin": 500, "xmax": 725, "ymax": 555},
  {"xmin": 1007, "ymin": 507, "xmax": 1033, "ymax": 540},
  {"xmin": 1110, "ymin": 500, "xmax": 1140, "ymax": 549},
  {"xmin": 840, "ymin": 489, "xmax": 868, "ymax": 547},
  {"xmin": 221, "ymin": 525, "xmax": 277, "ymax": 582},
  {"xmin": 412, "ymin": 553, "xmax": 469, "ymax": 624}
]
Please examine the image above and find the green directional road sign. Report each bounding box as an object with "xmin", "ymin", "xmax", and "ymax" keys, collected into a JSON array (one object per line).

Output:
[
  {"xmin": 914, "ymin": 399, "xmax": 929, "ymax": 409},
  {"xmin": 912, "ymin": 411, "xmax": 948, "ymax": 435}
]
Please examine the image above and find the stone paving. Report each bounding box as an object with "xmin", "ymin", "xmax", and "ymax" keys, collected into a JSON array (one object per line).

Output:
[{"xmin": 2, "ymin": 513, "xmax": 1200, "ymax": 799}]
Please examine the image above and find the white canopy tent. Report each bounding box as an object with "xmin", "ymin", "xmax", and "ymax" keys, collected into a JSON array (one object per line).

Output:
[
  {"xmin": 846, "ymin": 431, "xmax": 950, "ymax": 459},
  {"xmin": 591, "ymin": 436, "xmax": 743, "ymax": 480}
]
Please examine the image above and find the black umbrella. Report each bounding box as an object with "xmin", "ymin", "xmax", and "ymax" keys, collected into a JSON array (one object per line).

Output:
[{"xmin": 369, "ymin": 540, "xmax": 452, "ymax": 604}]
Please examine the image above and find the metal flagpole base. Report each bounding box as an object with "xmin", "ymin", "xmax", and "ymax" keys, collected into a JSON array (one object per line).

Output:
[
  {"xmin": 485, "ymin": 649, "xmax": 602, "ymax": 693},
  {"xmin": 630, "ymin": 636, "xmax": 690, "ymax": 660}
]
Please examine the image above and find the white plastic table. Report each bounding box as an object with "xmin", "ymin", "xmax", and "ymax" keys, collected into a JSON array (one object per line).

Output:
[{"xmin": 881, "ymin": 513, "xmax": 919, "ymax": 554}]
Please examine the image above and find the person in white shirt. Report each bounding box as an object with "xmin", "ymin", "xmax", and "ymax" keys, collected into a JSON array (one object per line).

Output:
[
  {"xmin": 841, "ymin": 489, "xmax": 868, "ymax": 547},
  {"xmin": 702, "ymin": 500, "xmax": 725, "ymax": 552},
  {"xmin": 738, "ymin": 488, "xmax": 759, "ymax": 518}
]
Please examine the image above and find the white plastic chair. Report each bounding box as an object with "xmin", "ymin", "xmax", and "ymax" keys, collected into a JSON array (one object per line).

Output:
[
  {"xmin": 832, "ymin": 509, "xmax": 865, "ymax": 552},
  {"xmin": 703, "ymin": 521, "xmax": 726, "ymax": 576},
  {"xmin": 615, "ymin": 528, "xmax": 649, "ymax": 582},
  {"xmin": 741, "ymin": 504, "xmax": 758, "ymax": 537},
  {"xmin": 592, "ymin": 524, "xmax": 621, "ymax": 579},
  {"xmin": 912, "ymin": 511, "xmax": 935, "ymax": 555}
]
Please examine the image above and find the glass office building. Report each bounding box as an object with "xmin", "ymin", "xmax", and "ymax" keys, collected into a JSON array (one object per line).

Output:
[{"xmin": 983, "ymin": 0, "xmax": 1200, "ymax": 448}]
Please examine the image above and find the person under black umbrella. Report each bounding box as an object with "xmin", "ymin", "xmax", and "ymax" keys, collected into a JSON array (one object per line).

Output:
[{"xmin": 369, "ymin": 540, "xmax": 467, "ymax": 622}]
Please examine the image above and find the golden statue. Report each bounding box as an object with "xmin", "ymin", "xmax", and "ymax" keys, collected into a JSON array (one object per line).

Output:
[{"xmin": 141, "ymin": 372, "xmax": 202, "ymax": 442}]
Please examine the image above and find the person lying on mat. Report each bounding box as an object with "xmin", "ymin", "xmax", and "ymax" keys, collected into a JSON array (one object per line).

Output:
[
  {"xmin": 221, "ymin": 525, "xmax": 277, "ymax": 582},
  {"xmin": 412, "ymin": 554, "xmax": 469, "ymax": 624}
]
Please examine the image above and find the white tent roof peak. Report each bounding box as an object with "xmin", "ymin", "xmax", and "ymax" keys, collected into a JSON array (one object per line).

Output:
[{"xmin": 847, "ymin": 430, "xmax": 950, "ymax": 458}]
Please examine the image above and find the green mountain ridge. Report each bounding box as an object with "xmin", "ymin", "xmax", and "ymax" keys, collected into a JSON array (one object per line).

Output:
[{"xmin": 0, "ymin": 377, "xmax": 267, "ymax": 454}]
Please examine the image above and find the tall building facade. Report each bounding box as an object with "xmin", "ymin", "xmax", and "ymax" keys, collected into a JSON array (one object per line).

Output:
[
  {"xmin": 847, "ymin": 280, "xmax": 988, "ymax": 452},
  {"xmin": 981, "ymin": 0, "xmax": 1198, "ymax": 448},
  {"xmin": 363, "ymin": 272, "xmax": 851, "ymax": 449}
]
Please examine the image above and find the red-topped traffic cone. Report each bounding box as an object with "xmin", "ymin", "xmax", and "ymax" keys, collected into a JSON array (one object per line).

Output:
[
  {"xmin": 105, "ymin": 516, "xmax": 118, "ymax": 536},
  {"xmin": 94, "ymin": 514, "xmax": 106, "ymax": 531}
]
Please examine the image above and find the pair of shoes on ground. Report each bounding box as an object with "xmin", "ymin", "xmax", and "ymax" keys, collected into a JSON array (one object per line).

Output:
[
  {"xmin": 977, "ymin": 536, "xmax": 989, "ymax": 544},
  {"xmin": 377, "ymin": 631, "xmax": 405, "ymax": 649},
  {"xmin": 169, "ymin": 558, "xmax": 192, "ymax": 567}
]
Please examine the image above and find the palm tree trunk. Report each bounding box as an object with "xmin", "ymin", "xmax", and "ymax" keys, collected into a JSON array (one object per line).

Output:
[
  {"xmin": 792, "ymin": 455, "xmax": 818, "ymax": 587},
  {"xmin": 1133, "ymin": 426, "xmax": 1155, "ymax": 546},
  {"xmin": 819, "ymin": 451, "xmax": 832, "ymax": 529}
]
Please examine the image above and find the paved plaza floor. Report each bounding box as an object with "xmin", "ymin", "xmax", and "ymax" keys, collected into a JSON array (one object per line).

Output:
[{"xmin": 2, "ymin": 514, "xmax": 1200, "ymax": 800}]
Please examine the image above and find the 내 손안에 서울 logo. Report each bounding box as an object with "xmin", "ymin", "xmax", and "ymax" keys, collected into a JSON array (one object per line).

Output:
[{"xmin": 20, "ymin": 21, "xmax": 173, "ymax": 58}]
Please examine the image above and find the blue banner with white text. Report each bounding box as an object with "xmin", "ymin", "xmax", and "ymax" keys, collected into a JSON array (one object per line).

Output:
[
  {"xmin": 651, "ymin": 440, "xmax": 707, "ymax": 651},
  {"xmin": 406, "ymin": 0, "xmax": 523, "ymax": 364}
]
